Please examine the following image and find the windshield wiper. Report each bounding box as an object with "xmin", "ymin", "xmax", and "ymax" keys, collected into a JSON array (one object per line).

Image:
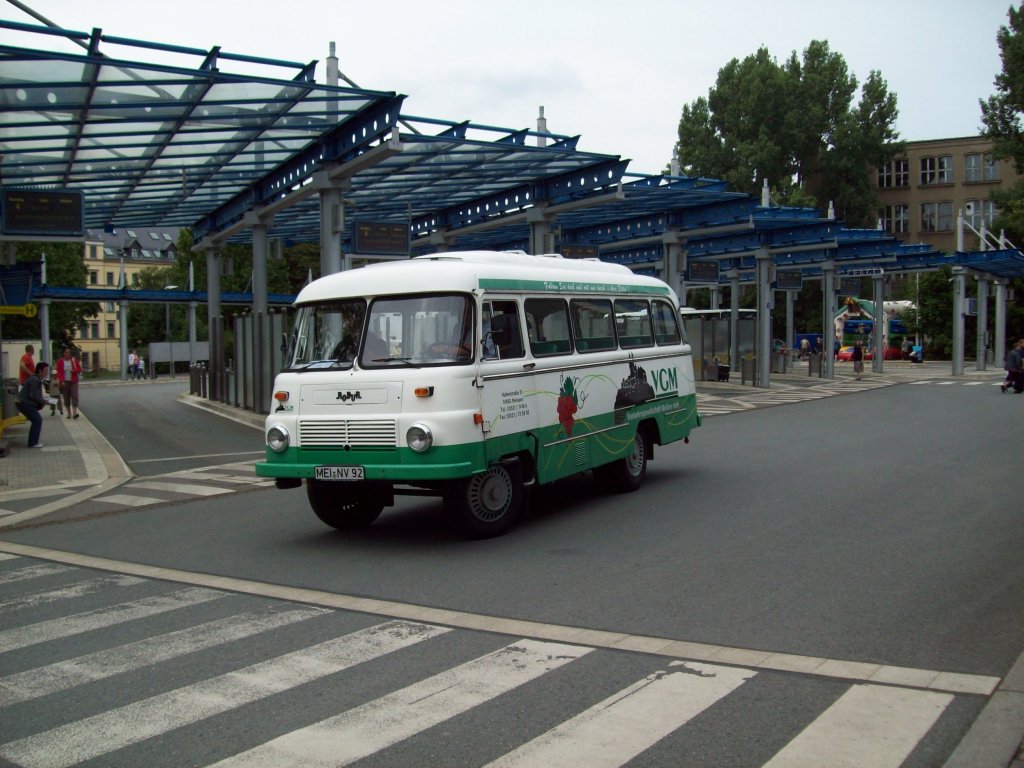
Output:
[
  {"xmin": 295, "ymin": 359, "xmax": 352, "ymax": 370},
  {"xmin": 370, "ymin": 356, "xmax": 422, "ymax": 368}
]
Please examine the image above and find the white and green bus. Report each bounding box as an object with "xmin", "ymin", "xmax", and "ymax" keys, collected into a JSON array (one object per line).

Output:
[{"xmin": 256, "ymin": 251, "xmax": 700, "ymax": 537}]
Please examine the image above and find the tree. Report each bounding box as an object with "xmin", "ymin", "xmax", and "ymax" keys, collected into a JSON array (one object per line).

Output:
[
  {"xmin": 981, "ymin": 5, "xmax": 1024, "ymax": 241},
  {"xmin": 3, "ymin": 242, "xmax": 98, "ymax": 357},
  {"xmin": 675, "ymin": 40, "xmax": 902, "ymax": 226},
  {"xmin": 980, "ymin": 6, "xmax": 1024, "ymax": 349}
]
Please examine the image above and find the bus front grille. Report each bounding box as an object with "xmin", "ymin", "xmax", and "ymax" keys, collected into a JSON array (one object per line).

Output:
[{"xmin": 299, "ymin": 419, "xmax": 398, "ymax": 448}]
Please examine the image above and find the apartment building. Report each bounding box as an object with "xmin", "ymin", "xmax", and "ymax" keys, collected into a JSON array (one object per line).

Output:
[
  {"xmin": 76, "ymin": 226, "xmax": 179, "ymax": 372},
  {"xmin": 876, "ymin": 136, "xmax": 1020, "ymax": 254}
]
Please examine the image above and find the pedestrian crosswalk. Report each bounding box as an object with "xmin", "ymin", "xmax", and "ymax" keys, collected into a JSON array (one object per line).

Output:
[
  {"xmin": 0, "ymin": 555, "xmax": 989, "ymax": 767},
  {"xmin": 698, "ymin": 377, "xmax": 1006, "ymax": 417},
  {"xmin": 0, "ymin": 461, "xmax": 272, "ymax": 518}
]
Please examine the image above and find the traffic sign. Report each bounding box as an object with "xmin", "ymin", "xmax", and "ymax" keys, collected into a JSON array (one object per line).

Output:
[{"xmin": 0, "ymin": 304, "xmax": 37, "ymax": 317}]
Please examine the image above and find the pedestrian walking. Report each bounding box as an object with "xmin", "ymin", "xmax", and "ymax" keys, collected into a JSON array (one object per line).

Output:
[
  {"xmin": 14, "ymin": 361, "xmax": 49, "ymax": 448},
  {"xmin": 851, "ymin": 340, "xmax": 864, "ymax": 380},
  {"xmin": 127, "ymin": 349, "xmax": 138, "ymax": 380},
  {"xmin": 56, "ymin": 347, "xmax": 82, "ymax": 419},
  {"xmin": 1001, "ymin": 338, "xmax": 1024, "ymax": 394},
  {"xmin": 18, "ymin": 343, "xmax": 35, "ymax": 384},
  {"xmin": 135, "ymin": 352, "xmax": 146, "ymax": 380}
]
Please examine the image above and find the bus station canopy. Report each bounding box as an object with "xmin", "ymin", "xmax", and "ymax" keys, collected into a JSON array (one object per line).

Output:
[{"xmin": 2, "ymin": 18, "xmax": 1023, "ymax": 283}]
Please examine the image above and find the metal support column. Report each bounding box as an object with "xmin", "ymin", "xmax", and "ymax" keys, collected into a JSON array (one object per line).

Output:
[
  {"xmin": 250, "ymin": 218, "xmax": 271, "ymax": 412},
  {"xmin": 205, "ymin": 246, "xmax": 222, "ymax": 401},
  {"xmin": 39, "ymin": 299, "xmax": 51, "ymax": 366},
  {"xmin": 994, "ymin": 279, "xmax": 1007, "ymax": 367},
  {"xmin": 527, "ymin": 206, "xmax": 554, "ymax": 255},
  {"xmin": 729, "ymin": 271, "xmax": 740, "ymax": 372},
  {"xmin": 952, "ymin": 267, "xmax": 966, "ymax": 376},
  {"xmin": 663, "ymin": 235, "xmax": 681, "ymax": 300},
  {"xmin": 118, "ymin": 301, "xmax": 128, "ymax": 381},
  {"xmin": 756, "ymin": 248, "xmax": 772, "ymax": 389},
  {"xmin": 188, "ymin": 260, "xmax": 198, "ymax": 366},
  {"xmin": 785, "ymin": 290, "xmax": 794, "ymax": 351},
  {"xmin": 822, "ymin": 262, "xmax": 836, "ymax": 379},
  {"xmin": 975, "ymin": 275, "xmax": 989, "ymax": 371},
  {"xmin": 319, "ymin": 182, "xmax": 344, "ymax": 277},
  {"xmin": 872, "ymin": 274, "xmax": 884, "ymax": 373}
]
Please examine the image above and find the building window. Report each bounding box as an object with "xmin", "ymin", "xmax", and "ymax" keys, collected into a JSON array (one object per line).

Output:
[
  {"xmin": 106, "ymin": 271, "xmax": 114, "ymax": 286},
  {"xmin": 878, "ymin": 158, "xmax": 909, "ymax": 188},
  {"xmin": 965, "ymin": 199, "xmax": 998, "ymax": 230},
  {"xmin": 106, "ymin": 322, "xmax": 115, "ymax": 338},
  {"xmin": 89, "ymin": 270, "xmax": 98, "ymax": 285},
  {"xmin": 966, "ymin": 154, "xmax": 982, "ymax": 182},
  {"xmin": 921, "ymin": 202, "xmax": 953, "ymax": 232},
  {"xmin": 984, "ymin": 153, "xmax": 999, "ymax": 181},
  {"xmin": 105, "ymin": 302, "xmax": 115, "ymax": 312},
  {"xmin": 920, "ymin": 155, "xmax": 953, "ymax": 185},
  {"xmin": 881, "ymin": 204, "xmax": 909, "ymax": 234}
]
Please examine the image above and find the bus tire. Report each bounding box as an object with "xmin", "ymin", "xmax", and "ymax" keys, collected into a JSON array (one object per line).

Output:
[
  {"xmin": 445, "ymin": 460, "xmax": 525, "ymax": 539},
  {"xmin": 306, "ymin": 480, "xmax": 386, "ymax": 530},
  {"xmin": 606, "ymin": 430, "xmax": 649, "ymax": 493}
]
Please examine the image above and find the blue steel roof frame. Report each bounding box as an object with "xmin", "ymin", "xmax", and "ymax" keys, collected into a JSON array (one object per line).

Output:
[
  {"xmin": 0, "ymin": 20, "xmax": 400, "ymax": 232},
  {"xmin": 220, "ymin": 116, "xmax": 631, "ymax": 246}
]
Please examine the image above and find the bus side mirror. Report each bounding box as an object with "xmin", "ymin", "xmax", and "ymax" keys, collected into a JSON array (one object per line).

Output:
[{"xmin": 489, "ymin": 314, "xmax": 512, "ymax": 347}]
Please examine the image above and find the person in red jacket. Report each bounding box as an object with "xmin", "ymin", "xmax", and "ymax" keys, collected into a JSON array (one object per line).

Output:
[
  {"xmin": 56, "ymin": 347, "xmax": 83, "ymax": 419},
  {"xmin": 19, "ymin": 343, "xmax": 35, "ymax": 384}
]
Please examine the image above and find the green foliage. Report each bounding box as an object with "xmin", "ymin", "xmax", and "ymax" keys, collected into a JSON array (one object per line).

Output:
[
  {"xmin": 3, "ymin": 242, "xmax": 98, "ymax": 352},
  {"xmin": 981, "ymin": 7, "xmax": 1024, "ymax": 243},
  {"xmin": 676, "ymin": 40, "xmax": 901, "ymax": 226}
]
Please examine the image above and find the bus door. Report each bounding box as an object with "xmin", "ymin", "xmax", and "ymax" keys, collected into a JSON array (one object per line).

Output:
[{"xmin": 479, "ymin": 299, "xmax": 539, "ymax": 464}]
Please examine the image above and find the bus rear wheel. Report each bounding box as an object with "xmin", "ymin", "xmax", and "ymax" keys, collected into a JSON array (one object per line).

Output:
[
  {"xmin": 603, "ymin": 430, "xmax": 649, "ymax": 493},
  {"xmin": 445, "ymin": 461, "xmax": 525, "ymax": 539},
  {"xmin": 306, "ymin": 480, "xmax": 386, "ymax": 530}
]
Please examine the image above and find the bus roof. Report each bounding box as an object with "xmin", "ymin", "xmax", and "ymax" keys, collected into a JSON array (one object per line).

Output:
[{"xmin": 295, "ymin": 251, "xmax": 675, "ymax": 304}]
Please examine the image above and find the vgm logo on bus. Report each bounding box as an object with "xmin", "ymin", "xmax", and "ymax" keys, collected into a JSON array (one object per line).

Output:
[{"xmin": 649, "ymin": 366, "xmax": 678, "ymax": 395}]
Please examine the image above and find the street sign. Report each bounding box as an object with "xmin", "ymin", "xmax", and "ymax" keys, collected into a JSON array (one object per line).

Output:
[{"xmin": 0, "ymin": 304, "xmax": 37, "ymax": 317}]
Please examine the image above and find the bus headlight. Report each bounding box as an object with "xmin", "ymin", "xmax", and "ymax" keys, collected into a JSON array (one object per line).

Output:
[
  {"xmin": 267, "ymin": 424, "xmax": 290, "ymax": 453},
  {"xmin": 407, "ymin": 423, "xmax": 433, "ymax": 453}
]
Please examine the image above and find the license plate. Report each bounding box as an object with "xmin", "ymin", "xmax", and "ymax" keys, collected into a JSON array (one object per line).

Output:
[{"xmin": 314, "ymin": 465, "xmax": 365, "ymax": 481}]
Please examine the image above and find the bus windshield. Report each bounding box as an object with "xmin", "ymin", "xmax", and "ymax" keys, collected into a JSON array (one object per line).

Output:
[{"xmin": 289, "ymin": 293, "xmax": 474, "ymax": 369}]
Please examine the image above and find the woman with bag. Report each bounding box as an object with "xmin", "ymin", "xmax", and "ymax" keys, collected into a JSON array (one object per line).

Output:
[{"xmin": 56, "ymin": 347, "xmax": 82, "ymax": 419}]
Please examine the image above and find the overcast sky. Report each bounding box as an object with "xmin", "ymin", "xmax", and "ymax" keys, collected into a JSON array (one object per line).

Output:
[{"xmin": 4, "ymin": 0, "xmax": 1015, "ymax": 174}]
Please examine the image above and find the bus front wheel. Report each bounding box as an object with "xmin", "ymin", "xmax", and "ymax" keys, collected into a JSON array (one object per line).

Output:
[
  {"xmin": 603, "ymin": 430, "xmax": 649, "ymax": 493},
  {"xmin": 306, "ymin": 480, "xmax": 386, "ymax": 530},
  {"xmin": 445, "ymin": 461, "xmax": 525, "ymax": 539}
]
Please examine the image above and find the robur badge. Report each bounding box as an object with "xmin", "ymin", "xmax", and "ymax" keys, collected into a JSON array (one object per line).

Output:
[{"xmin": 337, "ymin": 391, "xmax": 362, "ymax": 402}]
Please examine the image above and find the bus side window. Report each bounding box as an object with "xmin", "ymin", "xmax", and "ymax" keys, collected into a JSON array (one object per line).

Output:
[
  {"xmin": 652, "ymin": 300, "xmax": 682, "ymax": 345},
  {"xmin": 525, "ymin": 298, "xmax": 572, "ymax": 356},
  {"xmin": 483, "ymin": 300, "xmax": 524, "ymax": 359},
  {"xmin": 614, "ymin": 298, "xmax": 653, "ymax": 349},
  {"xmin": 571, "ymin": 298, "xmax": 615, "ymax": 352}
]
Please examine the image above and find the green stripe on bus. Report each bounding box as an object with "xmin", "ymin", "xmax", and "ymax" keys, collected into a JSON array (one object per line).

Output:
[{"xmin": 478, "ymin": 278, "xmax": 671, "ymax": 296}]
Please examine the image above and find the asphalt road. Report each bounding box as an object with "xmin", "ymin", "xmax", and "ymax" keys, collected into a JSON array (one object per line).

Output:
[
  {"xmin": 78, "ymin": 379, "xmax": 265, "ymax": 476},
  {"xmin": 1, "ymin": 376, "xmax": 1021, "ymax": 766}
]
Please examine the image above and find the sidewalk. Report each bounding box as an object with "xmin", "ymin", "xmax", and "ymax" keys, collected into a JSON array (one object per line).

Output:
[{"xmin": 0, "ymin": 403, "xmax": 131, "ymax": 525}]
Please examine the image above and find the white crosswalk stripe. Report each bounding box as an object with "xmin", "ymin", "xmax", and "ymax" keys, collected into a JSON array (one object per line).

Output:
[
  {"xmin": 763, "ymin": 684, "xmax": 953, "ymax": 768},
  {"xmin": 0, "ymin": 605, "xmax": 328, "ymax": 704},
  {"xmin": 0, "ymin": 574, "xmax": 144, "ymax": 613},
  {"xmin": 484, "ymin": 660, "xmax": 755, "ymax": 768},
  {"xmin": 0, "ymin": 563, "xmax": 987, "ymax": 768},
  {"xmin": 0, "ymin": 562, "xmax": 73, "ymax": 584},
  {"xmin": 0, "ymin": 586, "xmax": 225, "ymax": 652},
  {"xmin": 210, "ymin": 638, "xmax": 591, "ymax": 768},
  {"xmin": 0, "ymin": 620, "xmax": 449, "ymax": 768}
]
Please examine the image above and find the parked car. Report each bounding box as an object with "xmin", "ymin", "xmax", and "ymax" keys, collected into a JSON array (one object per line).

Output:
[
  {"xmin": 836, "ymin": 345, "xmax": 872, "ymax": 361},
  {"xmin": 836, "ymin": 345, "xmax": 904, "ymax": 361}
]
